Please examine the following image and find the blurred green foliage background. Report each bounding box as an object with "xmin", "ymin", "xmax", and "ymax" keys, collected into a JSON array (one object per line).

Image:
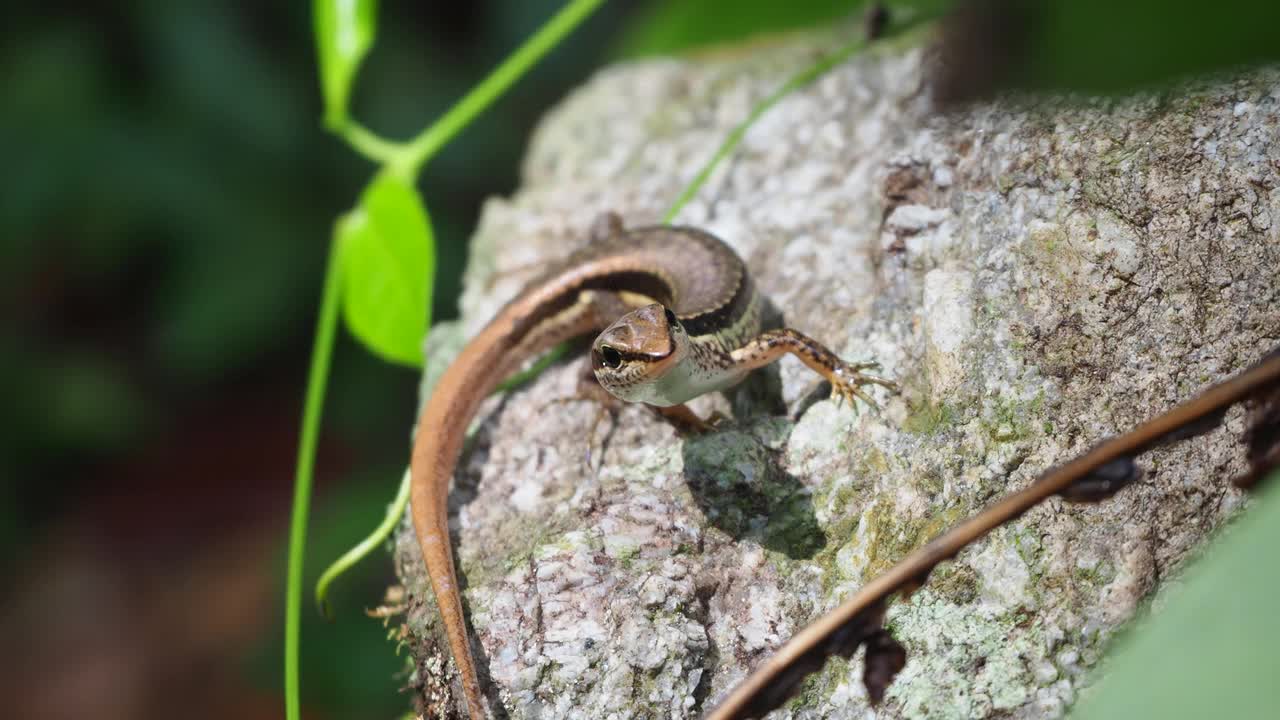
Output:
[
  {"xmin": 2, "ymin": 2, "xmax": 634, "ymax": 717},
  {"xmin": 3, "ymin": 1, "xmax": 1278, "ymax": 718}
]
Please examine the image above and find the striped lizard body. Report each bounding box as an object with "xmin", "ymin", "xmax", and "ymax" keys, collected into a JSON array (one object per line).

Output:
[{"xmin": 409, "ymin": 212, "xmax": 894, "ymax": 717}]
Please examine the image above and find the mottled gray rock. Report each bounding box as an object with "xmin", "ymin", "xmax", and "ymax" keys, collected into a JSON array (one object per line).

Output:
[{"xmin": 393, "ymin": 28, "xmax": 1280, "ymax": 720}]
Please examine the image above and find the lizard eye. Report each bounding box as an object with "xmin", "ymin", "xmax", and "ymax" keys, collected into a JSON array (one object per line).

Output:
[
  {"xmin": 599, "ymin": 345, "xmax": 622, "ymax": 369},
  {"xmin": 663, "ymin": 307, "xmax": 678, "ymax": 326}
]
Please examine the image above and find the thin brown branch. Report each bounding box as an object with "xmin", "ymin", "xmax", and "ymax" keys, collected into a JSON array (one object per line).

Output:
[{"xmin": 705, "ymin": 348, "xmax": 1280, "ymax": 720}]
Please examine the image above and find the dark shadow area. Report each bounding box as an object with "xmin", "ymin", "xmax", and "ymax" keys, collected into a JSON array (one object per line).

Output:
[
  {"xmin": 679, "ymin": 296, "xmax": 830, "ymax": 560},
  {"xmin": 682, "ymin": 327, "xmax": 827, "ymax": 560},
  {"xmin": 681, "ymin": 418, "xmax": 826, "ymax": 560}
]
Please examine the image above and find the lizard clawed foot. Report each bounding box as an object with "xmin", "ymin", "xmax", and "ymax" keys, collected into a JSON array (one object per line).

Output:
[{"xmin": 828, "ymin": 361, "xmax": 899, "ymax": 412}]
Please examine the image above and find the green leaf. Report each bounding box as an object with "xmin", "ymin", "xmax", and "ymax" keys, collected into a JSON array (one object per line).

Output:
[
  {"xmin": 338, "ymin": 171, "xmax": 433, "ymax": 367},
  {"xmin": 313, "ymin": 0, "xmax": 378, "ymax": 129},
  {"xmin": 1070, "ymin": 474, "xmax": 1280, "ymax": 720},
  {"xmin": 951, "ymin": 0, "xmax": 1280, "ymax": 95},
  {"xmin": 616, "ymin": 0, "xmax": 868, "ymax": 58}
]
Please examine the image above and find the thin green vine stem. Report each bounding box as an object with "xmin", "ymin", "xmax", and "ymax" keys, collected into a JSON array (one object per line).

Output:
[
  {"xmin": 312, "ymin": 339, "xmax": 570, "ymax": 618},
  {"xmin": 663, "ymin": 35, "xmax": 869, "ymax": 223},
  {"xmin": 314, "ymin": 467, "xmax": 412, "ymax": 619},
  {"xmin": 400, "ymin": 0, "xmax": 606, "ymax": 174},
  {"xmin": 660, "ymin": 2, "xmax": 943, "ymax": 224},
  {"xmin": 284, "ymin": 230, "xmax": 345, "ymax": 720},
  {"xmin": 495, "ymin": 341, "xmax": 571, "ymax": 393},
  {"xmin": 337, "ymin": 120, "xmax": 407, "ymax": 166}
]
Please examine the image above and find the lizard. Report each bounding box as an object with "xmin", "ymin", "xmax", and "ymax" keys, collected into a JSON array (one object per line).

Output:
[{"xmin": 408, "ymin": 212, "xmax": 896, "ymax": 717}]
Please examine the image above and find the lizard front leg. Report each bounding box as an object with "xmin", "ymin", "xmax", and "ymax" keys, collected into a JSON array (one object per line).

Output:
[{"xmin": 730, "ymin": 328, "xmax": 897, "ymax": 409}]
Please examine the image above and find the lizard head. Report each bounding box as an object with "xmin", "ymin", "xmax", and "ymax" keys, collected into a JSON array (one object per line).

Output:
[{"xmin": 591, "ymin": 303, "xmax": 688, "ymax": 404}]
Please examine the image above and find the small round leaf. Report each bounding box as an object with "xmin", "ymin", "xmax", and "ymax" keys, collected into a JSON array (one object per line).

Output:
[
  {"xmin": 314, "ymin": 0, "xmax": 378, "ymax": 128},
  {"xmin": 337, "ymin": 171, "xmax": 433, "ymax": 367}
]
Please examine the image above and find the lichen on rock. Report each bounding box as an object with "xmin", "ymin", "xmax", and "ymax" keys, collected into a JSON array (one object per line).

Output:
[{"xmin": 394, "ymin": 27, "xmax": 1280, "ymax": 720}]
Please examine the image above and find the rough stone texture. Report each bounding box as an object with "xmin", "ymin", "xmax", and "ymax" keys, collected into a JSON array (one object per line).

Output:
[{"xmin": 393, "ymin": 30, "xmax": 1280, "ymax": 720}]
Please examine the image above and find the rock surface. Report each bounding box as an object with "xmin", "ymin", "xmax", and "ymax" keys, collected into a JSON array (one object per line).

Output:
[{"xmin": 393, "ymin": 28, "xmax": 1280, "ymax": 720}]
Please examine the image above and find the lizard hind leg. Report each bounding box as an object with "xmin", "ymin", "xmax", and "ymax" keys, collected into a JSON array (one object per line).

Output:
[
  {"xmin": 729, "ymin": 328, "xmax": 898, "ymax": 410},
  {"xmin": 651, "ymin": 402, "xmax": 729, "ymax": 434}
]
